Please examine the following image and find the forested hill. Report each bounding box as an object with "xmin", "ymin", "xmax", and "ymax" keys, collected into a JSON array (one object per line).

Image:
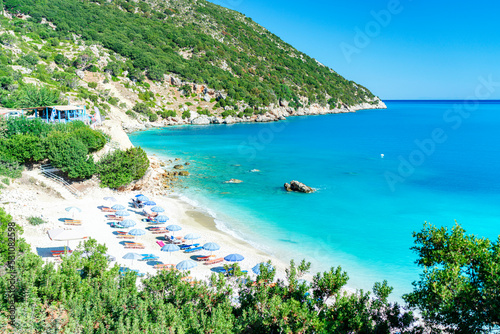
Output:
[{"xmin": 3, "ymin": 0, "xmax": 379, "ymax": 110}]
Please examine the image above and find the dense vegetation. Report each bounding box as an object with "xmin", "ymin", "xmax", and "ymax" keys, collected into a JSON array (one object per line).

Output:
[
  {"xmin": 0, "ymin": 117, "xmax": 149, "ymax": 185},
  {"xmin": 3, "ymin": 0, "xmax": 377, "ymax": 111},
  {"xmin": 1, "ymin": 209, "xmax": 499, "ymax": 333}
]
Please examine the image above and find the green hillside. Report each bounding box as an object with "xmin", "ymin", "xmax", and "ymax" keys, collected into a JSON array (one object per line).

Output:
[{"xmin": 3, "ymin": 0, "xmax": 378, "ymax": 111}]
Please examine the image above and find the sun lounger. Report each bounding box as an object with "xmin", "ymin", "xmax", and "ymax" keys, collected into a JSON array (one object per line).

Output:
[
  {"xmin": 204, "ymin": 258, "xmax": 224, "ymax": 265},
  {"xmin": 110, "ymin": 222, "xmax": 124, "ymax": 228},
  {"xmin": 151, "ymin": 230, "xmax": 168, "ymax": 234},
  {"xmin": 106, "ymin": 215, "xmax": 124, "ymax": 221},
  {"xmin": 196, "ymin": 255, "xmax": 215, "ymax": 261},
  {"xmin": 116, "ymin": 231, "xmax": 128, "ymax": 235},
  {"xmin": 154, "ymin": 264, "xmax": 176, "ymax": 270},
  {"xmin": 156, "ymin": 241, "xmax": 165, "ymax": 247},
  {"xmin": 101, "ymin": 207, "xmax": 116, "ymax": 212},
  {"xmin": 179, "ymin": 243, "xmax": 199, "ymax": 250},
  {"xmin": 64, "ymin": 220, "xmax": 82, "ymax": 225},
  {"xmin": 141, "ymin": 256, "xmax": 159, "ymax": 261},
  {"xmin": 117, "ymin": 235, "xmax": 135, "ymax": 239},
  {"xmin": 184, "ymin": 247, "xmax": 203, "ymax": 253},
  {"xmin": 51, "ymin": 250, "xmax": 72, "ymax": 256},
  {"xmin": 125, "ymin": 245, "xmax": 145, "ymax": 249}
]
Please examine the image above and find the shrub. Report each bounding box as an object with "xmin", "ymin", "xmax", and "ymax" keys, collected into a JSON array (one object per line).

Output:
[
  {"xmin": 98, "ymin": 147, "xmax": 149, "ymax": 188},
  {"xmin": 132, "ymin": 102, "xmax": 150, "ymax": 114},
  {"xmin": 0, "ymin": 155, "xmax": 23, "ymax": 178},
  {"xmin": 182, "ymin": 110, "xmax": 191, "ymax": 119},
  {"xmin": 185, "ymin": 102, "xmax": 193, "ymax": 106},
  {"xmin": 54, "ymin": 53, "xmax": 69, "ymax": 66},
  {"xmin": 146, "ymin": 66, "xmax": 164, "ymax": 81},
  {"xmin": 2, "ymin": 178, "xmax": 9, "ymax": 185},
  {"xmin": 88, "ymin": 82, "xmax": 97, "ymax": 89},
  {"xmin": 27, "ymin": 216, "xmax": 46, "ymax": 226},
  {"xmin": 71, "ymin": 127, "xmax": 106, "ymax": 152},
  {"xmin": 45, "ymin": 132, "xmax": 96, "ymax": 179},
  {"xmin": 108, "ymin": 97, "xmax": 119, "ymax": 106},
  {"xmin": 148, "ymin": 113, "xmax": 158, "ymax": 122},
  {"xmin": 0, "ymin": 134, "xmax": 46, "ymax": 163},
  {"xmin": 125, "ymin": 110, "xmax": 137, "ymax": 119}
]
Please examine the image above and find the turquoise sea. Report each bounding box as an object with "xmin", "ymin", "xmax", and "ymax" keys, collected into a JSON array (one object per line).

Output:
[{"xmin": 129, "ymin": 101, "xmax": 500, "ymax": 299}]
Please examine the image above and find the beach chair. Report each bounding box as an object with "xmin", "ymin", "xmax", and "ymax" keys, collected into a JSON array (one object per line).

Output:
[
  {"xmin": 116, "ymin": 231, "xmax": 128, "ymax": 235},
  {"xmin": 117, "ymin": 235, "xmax": 135, "ymax": 239},
  {"xmin": 110, "ymin": 222, "xmax": 124, "ymax": 228},
  {"xmin": 179, "ymin": 243, "xmax": 199, "ymax": 250},
  {"xmin": 106, "ymin": 215, "xmax": 124, "ymax": 221},
  {"xmin": 156, "ymin": 241, "xmax": 166, "ymax": 248},
  {"xmin": 64, "ymin": 220, "xmax": 82, "ymax": 225},
  {"xmin": 184, "ymin": 247, "xmax": 203, "ymax": 253},
  {"xmin": 101, "ymin": 207, "xmax": 116, "ymax": 212},
  {"xmin": 141, "ymin": 255, "xmax": 159, "ymax": 261},
  {"xmin": 196, "ymin": 255, "xmax": 215, "ymax": 261},
  {"xmin": 151, "ymin": 229, "xmax": 168, "ymax": 234},
  {"xmin": 125, "ymin": 245, "xmax": 145, "ymax": 249},
  {"xmin": 204, "ymin": 258, "xmax": 224, "ymax": 265}
]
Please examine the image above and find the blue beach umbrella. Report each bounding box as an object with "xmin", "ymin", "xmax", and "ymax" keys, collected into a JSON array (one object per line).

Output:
[
  {"xmin": 224, "ymin": 254, "xmax": 244, "ymax": 262},
  {"xmin": 111, "ymin": 204, "xmax": 126, "ymax": 211},
  {"xmin": 120, "ymin": 220, "xmax": 136, "ymax": 228},
  {"xmin": 115, "ymin": 211, "xmax": 130, "ymax": 217},
  {"xmin": 161, "ymin": 244, "xmax": 180, "ymax": 257},
  {"xmin": 135, "ymin": 194, "xmax": 145, "ymax": 198},
  {"xmin": 176, "ymin": 259, "xmax": 197, "ymax": 271},
  {"xmin": 143, "ymin": 201, "xmax": 156, "ymax": 206},
  {"xmin": 202, "ymin": 242, "xmax": 220, "ymax": 252},
  {"xmin": 128, "ymin": 229, "xmax": 146, "ymax": 236},
  {"xmin": 136, "ymin": 195, "xmax": 149, "ymax": 202},
  {"xmin": 150, "ymin": 206, "xmax": 165, "ymax": 213},
  {"xmin": 65, "ymin": 206, "xmax": 81, "ymax": 218},
  {"xmin": 156, "ymin": 215, "xmax": 169, "ymax": 223},
  {"xmin": 166, "ymin": 224, "xmax": 182, "ymax": 232},
  {"xmin": 184, "ymin": 233, "xmax": 200, "ymax": 240},
  {"xmin": 123, "ymin": 252, "xmax": 143, "ymax": 265},
  {"xmin": 252, "ymin": 262, "xmax": 274, "ymax": 275}
]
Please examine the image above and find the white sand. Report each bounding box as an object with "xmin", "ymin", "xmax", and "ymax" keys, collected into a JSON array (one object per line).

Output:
[{"xmin": 0, "ymin": 171, "xmax": 293, "ymax": 282}]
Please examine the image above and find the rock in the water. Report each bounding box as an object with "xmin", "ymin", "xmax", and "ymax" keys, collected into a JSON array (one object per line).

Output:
[
  {"xmin": 173, "ymin": 164, "xmax": 184, "ymax": 170},
  {"xmin": 284, "ymin": 180, "xmax": 315, "ymax": 193},
  {"xmin": 184, "ymin": 162, "xmax": 190, "ymax": 166},
  {"xmin": 178, "ymin": 171, "xmax": 189, "ymax": 176},
  {"xmin": 224, "ymin": 179, "xmax": 243, "ymax": 184}
]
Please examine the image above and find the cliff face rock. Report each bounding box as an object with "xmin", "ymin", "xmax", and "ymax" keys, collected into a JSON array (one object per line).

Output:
[
  {"xmin": 284, "ymin": 180, "xmax": 315, "ymax": 193},
  {"xmin": 191, "ymin": 115, "xmax": 211, "ymax": 125}
]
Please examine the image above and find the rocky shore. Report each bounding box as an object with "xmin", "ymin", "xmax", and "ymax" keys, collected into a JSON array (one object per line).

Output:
[{"xmin": 121, "ymin": 99, "xmax": 387, "ymax": 133}]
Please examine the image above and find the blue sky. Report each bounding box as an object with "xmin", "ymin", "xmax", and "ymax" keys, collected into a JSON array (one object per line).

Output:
[{"xmin": 209, "ymin": 0, "xmax": 500, "ymax": 100}]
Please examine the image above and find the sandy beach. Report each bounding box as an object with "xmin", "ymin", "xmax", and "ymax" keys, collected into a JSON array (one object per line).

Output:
[{"xmin": 0, "ymin": 167, "xmax": 292, "ymax": 282}]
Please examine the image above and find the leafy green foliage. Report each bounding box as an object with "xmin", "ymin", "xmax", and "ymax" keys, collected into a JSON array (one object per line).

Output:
[
  {"xmin": 0, "ymin": 154, "xmax": 23, "ymax": 178},
  {"xmin": 87, "ymin": 81, "xmax": 97, "ymax": 89},
  {"xmin": 27, "ymin": 216, "xmax": 46, "ymax": 226},
  {"xmin": 3, "ymin": 0, "xmax": 376, "ymax": 110},
  {"xmin": 45, "ymin": 132, "xmax": 96, "ymax": 179},
  {"xmin": 403, "ymin": 222, "xmax": 500, "ymax": 333},
  {"xmin": 15, "ymin": 84, "xmax": 62, "ymax": 109},
  {"xmin": 71, "ymin": 127, "xmax": 106, "ymax": 152},
  {"xmin": 97, "ymin": 147, "xmax": 149, "ymax": 188}
]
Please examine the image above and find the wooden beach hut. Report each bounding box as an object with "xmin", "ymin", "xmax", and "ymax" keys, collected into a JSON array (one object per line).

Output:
[{"xmin": 24, "ymin": 105, "xmax": 89, "ymax": 124}]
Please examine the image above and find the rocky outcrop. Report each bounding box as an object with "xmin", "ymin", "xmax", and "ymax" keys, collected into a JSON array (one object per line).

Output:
[
  {"xmin": 173, "ymin": 164, "xmax": 184, "ymax": 170},
  {"xmin": 191, "ymin": 115, "xmax": 211, "ymax": 125},
  {"xmin": 284, "ymin": 180, "xmax": 315, "ymax": 193},
  {"xmin": 224, "ymin": 179, "xmax": 243, "ymax": 184},
  {"xmin": 170, "ymin": 76, "xmax": 182, "ymax": 86}
]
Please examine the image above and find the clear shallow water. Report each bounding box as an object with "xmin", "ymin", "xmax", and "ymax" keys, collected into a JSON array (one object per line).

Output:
[{"xmin": 129, "ymin": 101, "xmax": 500, "ymax": 299}]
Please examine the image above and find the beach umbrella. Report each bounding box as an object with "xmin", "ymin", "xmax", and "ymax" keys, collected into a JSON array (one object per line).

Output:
[
  {"xmin": 128, "ymin": 229, "xmax": 146, "ymax": 236},
  {"xmin": 48, "ymin": 227, "xmax": 88, "ymax": 253},
  {"xmin": 123, "ymin": 252, "xmax": 143, "ymax": 266},
  {"xmin": 166, "ymin": 224, "xmax": 182, "ymax": 236},
  {"xmin": 156, "ymin": 215, "xmax": 169, "ymax": 223},
  {"xmin": 120, "ymin": 220, "xmax": 136, "ymax": 228},
  {"xmin": 136, "ymin": 195, "xmax": 149, "ymax": 202},
  {"xmin": 115, "ymin": 210, "xmax": 130, "ymax": 217},
  {"xmin": 111, "ymin": 204, "xmax": 126, "ymax": 211},
  {"xmin": 184, "ymin": 233, "xmax": 200, "ymax": 245},
  {"xmin": 202, "ymin": 242, "xmax": 220, "ymax": 252},
  {"xmin": 65, "ymin": 206, "xmax": 81, "ymax": 218},
  {"xmin": 224, "ymin": 254, "xmax": 244, "ymax": 262},
  {"xmin": 252, "ymin": 262, "xmax": 274, "ymax": 275},
  {"xmin": 150, "ymin": 206, "xmax": 165, "ymax": 213},
  {"xmin": 161, "ymin": 244, "xmax": 180, "ymax": 257},
  {"xmin": 143, "ymin": 200, "xmax": 156, "ymax": 206},
  {"xmin": 176, "ymin": 259, "xmax": 197, "ymax": 271}
]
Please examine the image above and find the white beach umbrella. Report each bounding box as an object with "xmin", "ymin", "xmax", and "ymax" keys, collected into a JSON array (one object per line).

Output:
[{"xmin": 47, "ymin": 227, "xmax": 88, "ymax": 253}]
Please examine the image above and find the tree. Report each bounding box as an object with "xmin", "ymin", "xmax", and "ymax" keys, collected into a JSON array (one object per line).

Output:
[
  {"xmin": 403, "ymin": 222, "xmax": 500, "ymax": 333},
  {"xmin": 15, "ymin": 84, "xmax": 62, "ymax": 109}
]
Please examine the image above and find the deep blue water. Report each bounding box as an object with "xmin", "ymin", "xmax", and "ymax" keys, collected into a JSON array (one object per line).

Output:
[{"xmin": 129, "ymin": 101, "xmax": 500, "ymax": 298}]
